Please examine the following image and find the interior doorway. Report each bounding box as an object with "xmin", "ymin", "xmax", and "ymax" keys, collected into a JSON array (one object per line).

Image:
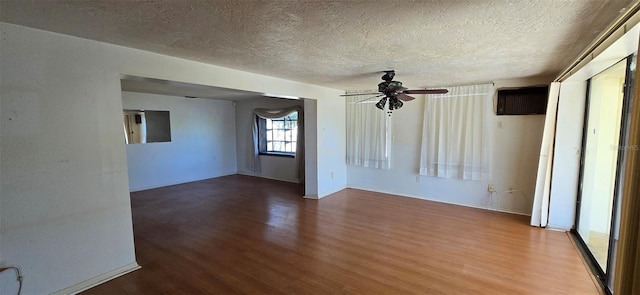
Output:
[{"xmin": 119, "ymin": 75, "xmax": 315, "ymax": 196}]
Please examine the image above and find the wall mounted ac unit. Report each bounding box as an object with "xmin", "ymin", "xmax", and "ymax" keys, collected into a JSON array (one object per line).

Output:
[{"xmin": 497, "ymin": 86, "xmax": 549, "ymax": 115}]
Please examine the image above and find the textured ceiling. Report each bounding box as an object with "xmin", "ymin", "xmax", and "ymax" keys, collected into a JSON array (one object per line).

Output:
[{"xmin": 0, "ymin": 0, "xmax": 635, "ymax": 90}]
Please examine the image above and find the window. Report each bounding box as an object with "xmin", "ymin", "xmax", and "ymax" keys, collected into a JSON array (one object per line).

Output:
[
  {"xmin": 345, "ymin": 93, "xmax": 391, "ymax": 169},
  {"xmin": 419, "ymin": 83, "xmax": 493, "ymax": 180},
  {"xmin": 257, "ymin": 111, "xmax": 298, "ymax": 156}
]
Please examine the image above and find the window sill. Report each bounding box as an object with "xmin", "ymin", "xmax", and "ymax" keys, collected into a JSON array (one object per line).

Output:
[{"xmin": 259, "ymin": 152, "xmax": 295, "ymax": 158}]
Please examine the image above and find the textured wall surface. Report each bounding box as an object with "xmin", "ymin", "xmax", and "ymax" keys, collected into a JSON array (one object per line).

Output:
[{"xmin": 0, "ymin": 0, "xmax": 633, "ymax": 89}]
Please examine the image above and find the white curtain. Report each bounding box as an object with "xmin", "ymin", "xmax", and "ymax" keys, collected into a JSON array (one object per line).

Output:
[
  {"xmin": 419, "ymin": 84, "xmax": 494, "ymax": 180},
  {"xmin": 346, "ymin": 91, "xmax": 391, "ymax": 169},
  {"xmin": 531, "ymin": 82, "xmax": 560, "ymax": 227},
  {"xmin": 249, "ymin": 106, "xmax": 305, "ymax": 183}
]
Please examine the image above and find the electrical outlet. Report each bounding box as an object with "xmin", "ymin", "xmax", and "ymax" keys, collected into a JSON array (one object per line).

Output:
[
  {"xmin": 487, "ymin": 184, "xmax": 495, "ymax": 192},
  {"xmin": 416, "ymin": 175, "xmax": 421, "ymax": 183}
]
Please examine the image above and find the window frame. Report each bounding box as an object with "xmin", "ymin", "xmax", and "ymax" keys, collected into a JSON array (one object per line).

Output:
[{"xmin": 257, "ymin": 111, "xmax": 298, "ymax": 157}]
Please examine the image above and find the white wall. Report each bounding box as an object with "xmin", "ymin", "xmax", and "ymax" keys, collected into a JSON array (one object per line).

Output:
[
  {"xmin": 235, "ymin": 96, "xmax": 304, "ymax": 183},
  {"xmin": 347, "ymin": 77, "xmax": 550, "ymax": 215},
  {"xmin": 122, "ymin": 92, "xmax": 237, "ymax": 191},
  {"xmin": 0, "ymin": 22, "xmax": 345, "ymax": 294},
  {"xmin": 316, "ymin": 94, "xmax": 348, "ymax": 197},
  {"xmin": 303, "ymin": 99, "xmax": 319, "ymax": 198}
]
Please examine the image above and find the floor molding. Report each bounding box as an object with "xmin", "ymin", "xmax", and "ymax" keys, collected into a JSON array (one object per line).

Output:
[
  {"xmin": 236, "ymin": 172, "xmax": 299, "ymax": 184},
  {"xmin": 130, "ymin": 172, "xmax": 236, "ymax": 192},
  {"xmin": 52, "ymin": 262, "xmax": 141, "ymax": 295},
  {"xmin": 346, "ymin": 185, "xmax": 531, "ymax": 216}
]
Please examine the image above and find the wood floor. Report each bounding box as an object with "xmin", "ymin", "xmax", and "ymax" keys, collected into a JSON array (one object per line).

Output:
[{"xmin": 84, "ymin": 175, "xmax": 599, "ymax": 294}]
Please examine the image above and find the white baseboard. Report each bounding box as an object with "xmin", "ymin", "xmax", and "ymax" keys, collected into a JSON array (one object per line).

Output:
[
  {"xmin": 130, "ymin": 172, "xmax": 238, "ymax": 192},
  {"xmin": 315, "ymin": 186, "xmax": 348, "ymax": 199},
  {"xmin": 545, "ymin": 224, "xmax": 571, "ymax": 232},
  {"xmin": 237, "ymin": 172, "xmax": 299, "ymax": 184},
  {"xmin": 482, "ymin": 205, "xmax": 531, "ymax": 216},
  {"xmin": 52, "ymin": 262, "xmax": 141, "ymax": 295},
  {"xmin": 303, "ymin": 194, "xmax": 319, "ymax": 199},
  {"xmin": 346, "ymin": 185, "xmax": 531, "ymax": 216}
]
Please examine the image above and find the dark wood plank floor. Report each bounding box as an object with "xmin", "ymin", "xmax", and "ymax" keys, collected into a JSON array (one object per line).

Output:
[{"xmin": 84, "ymin": 175, "xmax": 599, "ymax": 294}]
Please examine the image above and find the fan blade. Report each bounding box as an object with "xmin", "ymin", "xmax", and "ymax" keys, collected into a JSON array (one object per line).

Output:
[
  {"xmin": 355, "ymin": 94, "xmax": 384, "ymax": 103},
  {"xmin": 340, "ymin": 92, "xmax": 380, "ymax": 97},
  {"xmin": 397, "ymin": 93, "xmax": 415, "ymax": 101},
  {"xmin": 403, "ymin": 89, "xmax": 448, "ymax": 95}
]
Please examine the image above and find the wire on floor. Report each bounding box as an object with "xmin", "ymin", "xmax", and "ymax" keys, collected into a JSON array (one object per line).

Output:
[
  {"xmin": 0, "ymin": 266, "xmax": 23, "ymax": 295},
  {"xmin": 487, "ymin": 190, "xmax": 496, "ymax": 209}
]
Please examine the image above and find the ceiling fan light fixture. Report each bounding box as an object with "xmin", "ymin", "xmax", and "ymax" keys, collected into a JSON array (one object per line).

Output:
[
  {"xmin": 388, "ymin": 97, "xmax": 403, "ymax": 110},
  {"xmin": 343, "ymin": 70, "xmax": 447, "ymax": 114},
  {"xmin": 375, "ymin": 97, "xmax": 387, "ymax": 110}
]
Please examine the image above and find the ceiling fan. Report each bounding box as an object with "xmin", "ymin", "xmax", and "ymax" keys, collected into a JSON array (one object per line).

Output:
[{"xmin": 342, "ymin": 70, "xmax": 448, "ymax": 111}]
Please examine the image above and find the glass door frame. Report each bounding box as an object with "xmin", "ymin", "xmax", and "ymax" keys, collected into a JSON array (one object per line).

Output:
[{"xmin": 572, "ymin": 54, "xmax": 635, "ymax": 294}]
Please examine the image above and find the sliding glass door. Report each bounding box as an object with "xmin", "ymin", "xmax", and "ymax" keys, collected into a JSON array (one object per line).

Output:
[{"xmin": 575, "ymin": 55, "xmax": 635, "ymax": 293}]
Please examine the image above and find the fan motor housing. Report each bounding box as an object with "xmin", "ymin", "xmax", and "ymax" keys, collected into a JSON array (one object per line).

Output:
[
  {"xmin": 378, "ymin": 81, "xmax": 403, "ymax": 93},
  {"xmin": 378, "ymin": 81, "xmax": 388, "ymax": 92}
]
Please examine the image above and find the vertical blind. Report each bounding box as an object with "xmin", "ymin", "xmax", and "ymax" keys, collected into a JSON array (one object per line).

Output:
[{"xmin": 530, "ymin": 82, "xmax": 560, "ymax": 227}]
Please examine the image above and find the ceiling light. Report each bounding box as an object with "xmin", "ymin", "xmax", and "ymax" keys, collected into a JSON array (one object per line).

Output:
[{"xmin": 375, "ymin": 97, "xmax": 387, "ymax": 110}]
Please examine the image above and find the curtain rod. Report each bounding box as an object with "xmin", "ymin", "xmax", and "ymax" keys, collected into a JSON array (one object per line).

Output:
[
  {"xmin": 555, "ymin": 2, "xmax": 640, "ymax": 82},
  {"xmin": 426, "ymin": 82, "xmax": 494, "ymax": 89}
]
